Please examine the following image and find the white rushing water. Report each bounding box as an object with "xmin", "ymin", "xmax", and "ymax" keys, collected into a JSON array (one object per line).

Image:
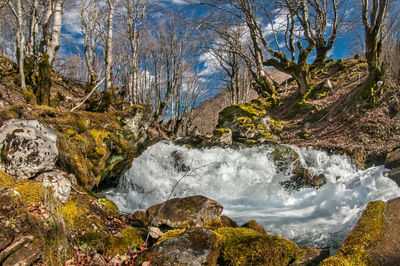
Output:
[{"xmin": 103, "ymin": 141, "xmax": 400, "ymax": 250}]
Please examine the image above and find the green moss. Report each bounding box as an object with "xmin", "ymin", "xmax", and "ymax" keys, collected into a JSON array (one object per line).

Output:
[
  {"xmin": 0, "ymin": 170, "xmax": 15, "ymax": 188},
  {"xmin": 61, "ymin": 198, "xmax": 84, "ymax": 229},
  {"xmin": 204, "ymin": 217, "xmax": 223, "ymax": 231},
  {"xmin": 76, "ymin": 119, "xmax": 90, "ymax": 133},
  {"xmin": 98, "ymin": 197, "xmax": 119, "ymax": 216},
  {"xmin": 108, "ymin": 226, "xmax": 146, "ymax": 256},
  {"xmin": 217, "ymin": 227, "xmax": 303, "ymax": 265},
  {"xmin": 157, "ymin": 228, "xmax": 186, "ymax": 245},
  {"xmin": 23, "ymin": 89, "xmax": 37, "ymax": 104},
  {"xmin": 321, "ymin": 201, "xmax": 386, "ymax": 265},
  {"xmin": 65, "ymin": 129, "xmax": 75, "ymax": 137},
  {"xmin": 14, "ymin": 179, "xmax": 45, "ymax": 205},
  {"xmin": 96, "ymin": 147, "xmax": 107, "ymax": 156}
]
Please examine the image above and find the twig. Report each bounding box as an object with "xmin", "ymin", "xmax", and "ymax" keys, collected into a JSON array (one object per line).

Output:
[
  {"xmin": 145, "ymin": 162, "xmax": 217, "ymax": 242},
  {"xmin": 70, "ymin": 78, "xmax": 105, "ymax": 112}
]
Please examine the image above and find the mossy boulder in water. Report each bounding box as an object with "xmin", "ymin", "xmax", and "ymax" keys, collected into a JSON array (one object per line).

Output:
[
  {"xmin": 146, "ymin": 195, "xmax": 223, "ymax": 229},
  {"xmin": 217, "ymin": 227, "xmax": 304, "ymax": 265}
]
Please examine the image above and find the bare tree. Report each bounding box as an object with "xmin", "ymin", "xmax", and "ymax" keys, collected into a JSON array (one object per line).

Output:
[
  {"xmin": 8, "ymin": 0, "xmax": 26, "ymax": 90},
  {"xmin": 105, "ymin": 0, "xmax": 119, "ymax": 92},
  {"xmin": 361, "ymin": 0, "xmax": 388, "ymax": 87}
]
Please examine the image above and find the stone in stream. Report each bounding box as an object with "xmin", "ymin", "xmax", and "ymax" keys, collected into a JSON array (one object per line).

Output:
[
  {"xmin": 385, "ymin": 148, "xmax": 400, "ymax": 186},
  {"xmin": 146, "ymin": 195, "xmax": 223, "ymax": 229},
  {"xmin": 137, "ymin": 227, "xmax": 220, "ymax": 265},
  {"xmin": 0, "ymin": 119, "xmax": 58, "ymax": 179}
]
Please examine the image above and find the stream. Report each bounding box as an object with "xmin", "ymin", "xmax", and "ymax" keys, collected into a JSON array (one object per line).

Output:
[{"xmin": 103, "ymin": 141, "xmax": 400, "ymax": 251}]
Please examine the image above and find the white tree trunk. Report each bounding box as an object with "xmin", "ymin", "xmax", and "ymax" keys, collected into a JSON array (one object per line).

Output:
[
  {"xmin": 105, "ymin": 0, "xmax": 118, "ymax": 91},
  {"xmin": 47, "ymin": 0, "xmax": 64, "ymax": 65}
]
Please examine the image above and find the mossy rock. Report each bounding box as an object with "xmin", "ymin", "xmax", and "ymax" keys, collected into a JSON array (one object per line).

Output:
[
  {"xmin": 217, "ymin": 227, "xmax": 304, "ymax": 265},
  {"xmin": 108, "ymin": 226, "xmax": 146, "ymax": 257},
  {"xmin": 272, "ymin": 144, "xmax": 300, "ymax": 172},
  {"xmin": 321, "ymin": 200, "xmax": 386, "ymax": 265},
  {"xmin": 241, "ymin": 220, "xmax": 267, "ymax": 235}
]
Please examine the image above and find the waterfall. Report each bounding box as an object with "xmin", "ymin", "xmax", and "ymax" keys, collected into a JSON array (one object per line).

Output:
[{"xmin": 103, "ymin": 141, "xmax": 400, "ymax": 250}]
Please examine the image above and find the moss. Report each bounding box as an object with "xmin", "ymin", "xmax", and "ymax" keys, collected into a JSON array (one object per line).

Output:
[
  {"xmin": 65, "ymin": 129, "xmax": 75, "ymax": 137},
  {"xmin": 0, "ymin": 170, "xmax": 15, "ymax": 188},
  {"xmin": 321, "ymin": 200, "xmax": 386, "ymax": 265},
  {"xmin": 76, "ymin": 119, "xmax": 89, "ymax": 133},
  {"xmin": 23, "ymin": 89, "xmax": 37, "ymax": 104},
  {"xmin": 98, "ymin": 197, "xmax": 119, "ymax": 216},
  {"xmin": 108, "ymin": 226, "xmax": 146, "ymax": 256},
  {"xmin": 204, "ymin": 217, "xmax": 223, "ymax": 231},
  {"xmin": 14, "ymin": 179, "xmax": 45, "ymax": 205},
  {"xmin": 96, "ymin": 147, "xmax": 107, "ymax": 156},
  {"xmin": 157, "ymin": 228, "xmax": 186, "ymax": 245},
  {"xmin": 217, "ymin": 227, "xmax": 304, "ymax": 265},
  {"xmin": 61, "ymin": 197, "xmax": 84, "ymax": 229}
]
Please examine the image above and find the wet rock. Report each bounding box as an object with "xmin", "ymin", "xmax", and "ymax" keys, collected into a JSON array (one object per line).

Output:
[
  {"xmin": 296, "ymin": 246, "xmax": 329, "ymax": 265},
  {"xmin": 272, "ymin": 144, "xmax": 300, "ymax": 172},
  {"xmin": 138, "ymin": 227, "xmax": 220, "ymax": 265},
  {"xmin": 220, "ymin": 215, "xmax": 238, "ymax": 228},
  {"xmin": 384, "ymin": 148, "xmax": 400, "ymax": 186},
  {"xmin": 241, "ymin": 220, "xmax": 267, "ymax": 235},
  {"xmin": 0, "ymin": 119, "xmax": 58, "ymax": 179},
  {"xmin": 171, "ymin": 150, "xmax": 190, "ymax": 172},
  {"xmin": 281, "ymin": 166, "xmax": 327, "ymax": 192},
  {"xmin": 131, "ymin": 210, "xmax": 147, "ymax": 227},
  {"xmin": 146, "ymin": 195, "xmax": 223, "ymax": 229},
  {"xmin": 35, "ymin": 171, "xmax": 72, "ymax": 203}
]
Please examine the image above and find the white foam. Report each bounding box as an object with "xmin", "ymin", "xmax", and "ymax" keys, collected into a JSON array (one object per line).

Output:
[{"xmin": 103, "ymin": 141, "xmax": 400, "ymax": 250}]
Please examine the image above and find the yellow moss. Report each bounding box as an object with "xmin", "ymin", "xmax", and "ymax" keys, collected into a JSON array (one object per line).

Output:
[
  {"xmin": 98, "ymin": 197, "xmax": 119, "ymax": 216},
  {"xmin": 90, "ymin": 129, "xmax": 110, "ymax": 149},
  {"xmin": 96, "ymin": 147, "xmax": 107, "ymax": 156},
  {"xmin": 65, "ymin": 129, "xmax": 75, "ymax": 137},
  {"xmin": 61, "ymin": 198, "xmax": 84, "ymax": 229},
  {"xmin": 76, "ymin": 119, "xmax": 90, "ymax": 133},
  {"xmin": 108, "ymin": 226, "xmax": 146, "ymax": 256},
  {"xmin": 23, "ymin": 89, "xmax": 36, "ymax": 104},
  {"xmin": 14, "ymin": 179, "xmax": 45, "ymax": 205},
  {"xmin": 157, "ymin": 228, "xmax": 186, "ymax": 245},
  {"xmin": 217, "ymin": 227, "xmax": 303, "ymax": 265},
  {"xmin": 0, "ymin": 170, "xmax": 15, "ymax": 188},
  {"xmin": 204, "ymin": 217, "xmax": 223, "ymax": 230},
  {"xmin": 321, "ymin": 201, "xmax": 386, "ymax": 265}
]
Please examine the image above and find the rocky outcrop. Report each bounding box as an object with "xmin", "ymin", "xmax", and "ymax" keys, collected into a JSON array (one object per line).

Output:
[
  {"xmin": 138, "ymin": 227, "xmax": 220, "ymax": 265},
  {"xmin": 0, "ymin": 119, "xmax": 58, "ymax": 179},
  {"xmin": 0, "ymin": 104, "xmax": 152, "ymax": 190},
  {"xmin": 217, "ymin": 98, "xmax": 284, "ymax": 145},
  {"xmin": 146, "ymin": 195, "xmax": 223, "ymax": 229},
  {"xmin": 385, "ymin": 148, "xmax": 400, "ymax": 186},
  {"xmin": 241, "ymin": 220, "xmax": 267, "ymax": 235}
]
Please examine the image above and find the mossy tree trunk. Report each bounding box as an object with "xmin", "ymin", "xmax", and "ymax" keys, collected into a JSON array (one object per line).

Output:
[
  {"xmin": 36, "ymin": 54, "xmax": 51, "ymax": 106},
  {"xmin": 361, "ymin": 0, "xmax": 388, "ymax": 99}
]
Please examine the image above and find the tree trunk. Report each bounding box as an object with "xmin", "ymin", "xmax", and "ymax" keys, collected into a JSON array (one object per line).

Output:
[
  {"xmin": 105, "ymin": 0, "xmax": 117, "ymax": 91},
  {"xmin": 36, "ymin": 54, "xmax": 51, "ymax": 106},
  {"xmin": 46, "ymin": 0, "xmax": 64, "ymax": 65},
  {"xmin": 313, "ymin": 46, "xmax": 329, "ymax": 66}
]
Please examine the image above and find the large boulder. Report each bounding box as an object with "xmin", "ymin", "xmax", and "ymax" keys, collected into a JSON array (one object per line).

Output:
[
  {"xmin": 385, "ymin": 148, "xmax": 400, "ymax": 186},
  {"xmin": 146, "ymin": 195, "xmax": 223, "ymax": 229},
  {"xmin": 137, "ymin": 227, "xmax": 220, "ymax": 265},
  {"xmin": 0, "ymin": 119, "xmax": 58, "ymax": 179}
]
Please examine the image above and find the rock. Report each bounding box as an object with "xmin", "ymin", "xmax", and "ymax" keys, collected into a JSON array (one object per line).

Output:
[
  {"xmin": 385, "ymin": 148, "xmax": 400, "ymax": 186},
  {"xmin": 148, "ymin": 226, "xmax": 164, "ymax": 239},
  {"xmin": 171, "ymin": 150, "xmax": 190, "ymax": 172},
  {"xmin": 138, "ymin": 227, "xmax": 220, "ymax": 265},
  {"xmin": 272, "ymin": 144, "xmax": 300, "ymax": 172},
  {"xmin": 321, "ymin": 200, "xmax": 387, "ymax": 265},
  {"xmin": 209, "ymin": 128, "xmax": 233, "ymax": 146},
  {"xmin": 35, "ymin": 171, "xmax": 72, "ymax": 203},
  {"xmin": 241, "ymin": 220, "xmax": 267, "ymax": 235},
  {"xmin": 281, "ymin": 166, "xmax": 327, "ymax": 192},
  {"xmin": 296, "ymin": 246, "xmax": 329, "ymax": 265},
  {"xmin": 146, "ymin": 195, "xmax": 223, "ymax": 229},
  {"xmin": 91, "ymin": 253, "xmax": 107, "ymax": 266},
  {"xmin": 217, "ymin": 227, "xmax": 303, "ymax": 265},
  {"xmin": 368, "ymin": 197, "xmax": 400, "ymax": 264},
  {"xmin": 0, "ymin": 119, "xmax": 58, "ymax": 179},
  {"xmin": 131, "ymin": 210, "xmax": 147, "ymax": 227},
  {"xmin": 220, "ymin": 215, "xmax": 238, "ymax": 228}
]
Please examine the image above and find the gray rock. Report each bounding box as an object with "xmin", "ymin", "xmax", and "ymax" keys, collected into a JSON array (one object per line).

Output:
[
  {"xmin": 146, "ymin": 195, "xmax": 223, "ymax": 229},
  {"xmin": 35, "ymin": 172, "xmax": 72, "ymax": 203},
  {"xmin": 139, "ymin": 227, "xmax": 220, "ymax": 265},
  {"xmin": 0, "ymin": 119, "xmax": 58, "ymax": 179},
  {"xmin": 384, "ymin": 148, "xmax": 400, "ymax": 186}
]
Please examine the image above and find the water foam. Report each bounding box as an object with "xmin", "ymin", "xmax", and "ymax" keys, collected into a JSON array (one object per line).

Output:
[{"xmin": 103, "ymin": 141, "xmax": 400, "ymax": 250}]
